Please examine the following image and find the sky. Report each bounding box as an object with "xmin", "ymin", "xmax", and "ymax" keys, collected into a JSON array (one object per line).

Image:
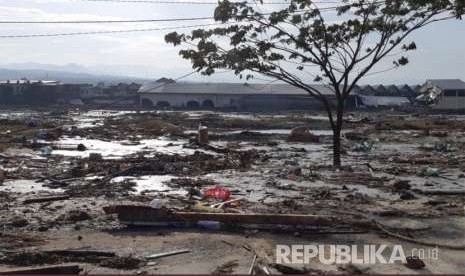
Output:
[{"xmin": 0, "ymin": 0, "xmax": 464, "ymax": 84}]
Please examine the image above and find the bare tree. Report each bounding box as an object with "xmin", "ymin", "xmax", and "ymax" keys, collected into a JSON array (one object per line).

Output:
[{"xmin": 165, "ymin": 0, "xmax": 464, "ymax": 166}]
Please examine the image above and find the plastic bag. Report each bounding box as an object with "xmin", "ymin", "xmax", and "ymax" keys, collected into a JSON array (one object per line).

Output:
[{"xmin": 203, "ymin": 186, "xmax": 231, "ymax": 201}]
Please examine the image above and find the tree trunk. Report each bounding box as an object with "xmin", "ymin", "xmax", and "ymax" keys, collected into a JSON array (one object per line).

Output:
[
  {"xmin": 332, "ymin": 104, "xmax": 344, "ymax": 167},
  {"xmin": 332, "ymin": 123, "xmax": 342, "ymax": 167}
]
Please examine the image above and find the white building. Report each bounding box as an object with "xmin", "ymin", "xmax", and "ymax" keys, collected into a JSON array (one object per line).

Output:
[{"xmin": 138, "ymin": 82, "xmax": 341, "ymax": 111}]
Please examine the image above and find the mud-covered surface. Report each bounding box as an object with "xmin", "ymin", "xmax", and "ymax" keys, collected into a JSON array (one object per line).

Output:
[{"xmin": 1, "ymin": 108, "xmax": 465, "ymax": 274}]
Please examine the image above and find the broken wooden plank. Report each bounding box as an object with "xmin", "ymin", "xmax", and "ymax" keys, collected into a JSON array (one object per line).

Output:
[
  {"xmin": 0, "ymin": 264, "xmax": 82, "ymax": 274},
  {"xmin": 103, "ymin": 205, "xmax": 339, "ymax": 226},
  {"xmin": 413, "ymin": 189, "xmax": 465, "ymax": 195},
  {"xmin": 43, "ymin": 249, "xmax": 115, "ymax": 258},
  {"xmin": 248, "ymin": 254, "xmax": 257, "ymax": 275},
  {"xmin": 146, "ymin": 249, "xmax": 190, "ymax": 260},
  {"xmin": 23, "ymin": 195, "xmax": 70, "ymax": 204}
]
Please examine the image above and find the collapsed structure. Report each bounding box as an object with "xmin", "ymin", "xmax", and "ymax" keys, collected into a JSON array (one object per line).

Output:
[{"xmin": 417, "ymin": 79, "xmax": 465, "ymax": 109}]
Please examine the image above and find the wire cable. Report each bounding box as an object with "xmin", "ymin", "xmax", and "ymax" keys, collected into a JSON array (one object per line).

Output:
[
  {"xmin": 0, "ymin": 23, "xmax": 227, "ymax": 38},
  {"xmin": 0, "ymin": 17, "xmax": 213, "ymax": 24},
  {"xmin": 0, "ymin": 7, "xmax": 340, "ymax": 24},
  {"xmin": 70, "ymin": 0, "xmax": 342, "ymax": 5},
  {"xmin": 0, "ymin": 2, "xmax": 373, "ymax": 25}
]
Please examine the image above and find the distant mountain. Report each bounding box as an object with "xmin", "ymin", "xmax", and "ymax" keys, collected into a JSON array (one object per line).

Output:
[
  {"xmin": 3, "ymin": 62, "xmax": 160, "ymax": 79},
  {"xmin": 0, "ymin": 67, "xmax": 151, "ymax": 84}
]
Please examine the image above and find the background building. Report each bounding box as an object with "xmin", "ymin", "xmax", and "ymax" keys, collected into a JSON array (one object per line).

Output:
[
  {"xmin": 138, "ymin": 81, "xmax": 354, "ymax": 111},
  {"xmin": 0, "ymin": 79, "xmax": 81, "ymax": 105}
]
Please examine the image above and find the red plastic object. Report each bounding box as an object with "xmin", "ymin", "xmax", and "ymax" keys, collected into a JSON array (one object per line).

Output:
[{"xmin": 203, "ymin": 187, "xmax": 231, "ymax": 201}]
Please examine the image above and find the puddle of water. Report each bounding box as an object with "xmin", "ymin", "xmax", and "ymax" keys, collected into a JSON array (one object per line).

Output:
[
  {"xmin": 111, "ymin": 175, "xmax": 186, "ymax": 195},
  {"xmin": 52, "ymin": 136, "xmax": 201, "ymax": 158},
  {"xmin": 203, "ymin": 129, "xmax": 336, "ymax": 136},
  {"xmin": 0, "ymin": 179, "xmax": 64, "ymax": 193},
  {"xmin": 375, "ymin": 143, "xmax": 421, "ymax": 154},
  {"xmin": 70, "ymin": 110, "xmax": 139, "ymax": 129}
]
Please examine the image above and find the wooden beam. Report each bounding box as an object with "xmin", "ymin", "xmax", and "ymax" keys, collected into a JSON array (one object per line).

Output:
[
  {"xmin": 104, "ymin": 205, "xmax": 339, "ymax": 226},
  {"xmin": 23, "ymin": 195, "xmax": 70, "ymax": 204},
  {"xmin": 0, "ymin": 264, "xmax": 82, "ymax": 274}
]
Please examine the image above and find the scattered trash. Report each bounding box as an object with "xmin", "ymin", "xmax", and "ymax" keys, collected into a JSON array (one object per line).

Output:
[
  {"xmin": 39, "ymin": 146, "xmax": 53, "ymax": 156},
  {"xmin": 76, "ymin": 143, "xmax": 87, "ymax": 151},
  {"xmin": 146, "ymin": 249, "xmax": 190, "ymax": 260},
  {"xmin": 36, "ymin": 130, "xmax": 48, "ymax": 140},
  {"xmin": 198, "ymin": 124, "xmax": 209, "ymax": 144},
  {"xmin": 287, "ymin": 126, "xmax": 319, "ymax": 143},
  {"xmin": 204, "ymin": 187, "xmax": 231, "ymax": 201},
  {"xmin": 213, "ymin": 260, "xmax": 238, "ymax": 274},
  {"xmin": 88, "ymin": 152, "xmax": 103, "ymax": 161},
  {"xmin": 100, "ymin": 255, "xmax": 143, "ymax": 270},
  {"xmin": 405, "ymin": 256, "xmax": 426, "ymax": 270},
  {"xmin": 420, "ymin": 167, "xmax": 440, "ymax": 177},
  {"xmin": 0, "ymin": 265, "xmax": 82, "ymax": 275},
  {"xmin": 399, "ymin": 191, "xmax": 416, "ymax": 200},
  {"xmin": 2, "ymin": 110, "xmax": 465, "ymax": 273},
  {"xmin": 353, "ymin": 141, "xmax": 375, "ymax": 152},
  {"xmin": 272, "ymin": 263, "xmax": 308, "ymax": 274},
  {"xmin": 392, "ymin": 180, "xmax": 411, "ymax": 192},
  {"xmin": 58, "ymin": 210, "xmax": 92, "ymax": 223},
  {"xmin": 23, "ymin": 195, "xmax": 70, "ymax": 204},
  {"xmin": 0, "ymin": 168, "xmax": 5, "ymax": 184},
  {"xmin": 149, "ymin": 198, "xmax": 169, "ymax": 209},
  {"xmin": 10, "ymin": 216, "xmax": 29, "ymax": 228}
]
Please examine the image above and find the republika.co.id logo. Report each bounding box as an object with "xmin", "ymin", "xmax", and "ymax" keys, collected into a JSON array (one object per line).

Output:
[{"xmin": 276, "ymin": 244, "xmax": 439, "ymax": 265}]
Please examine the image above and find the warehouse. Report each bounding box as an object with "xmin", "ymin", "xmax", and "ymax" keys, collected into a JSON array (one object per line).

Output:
[{"xmin": 138, "ymin": 81, "xmax": 352, "ymax": 111}]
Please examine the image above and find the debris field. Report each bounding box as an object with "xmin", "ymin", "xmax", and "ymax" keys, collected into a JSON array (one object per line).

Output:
[{"xmin": 0, "ymin": 109, "xmax": 465, "ymax": 274}]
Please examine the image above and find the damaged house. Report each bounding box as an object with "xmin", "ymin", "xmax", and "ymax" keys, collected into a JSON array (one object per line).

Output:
[
  {"xmin": 417, "ymin": 79, "xmax": 465, "ymax": 110},
  {"xmin": 139, "ymin": 81, "xmax": 357, "ymax": 111}
]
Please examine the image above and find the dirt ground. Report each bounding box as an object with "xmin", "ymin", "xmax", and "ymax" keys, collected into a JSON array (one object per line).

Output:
[{"xmin": 0, "ymin": 108, "xmax": 464, "ymax": 274}]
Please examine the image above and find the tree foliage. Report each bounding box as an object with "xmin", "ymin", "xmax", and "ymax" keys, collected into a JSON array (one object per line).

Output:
[{"xmin": 165, "ymin": 0, "xmax": 464, "ymax": 165}]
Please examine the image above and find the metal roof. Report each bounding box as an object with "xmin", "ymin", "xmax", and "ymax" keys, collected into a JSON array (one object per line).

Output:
[
  {"xmin": 139, "ymin": 82, "xmax": 335, "ymax": 96},
  {"xmin": 354, "ymin": 84, "xmax": 418, "ymax": 97},
  {"xmin": 427, "ymin": 79, "xmax": 465, "ymax": 90}
]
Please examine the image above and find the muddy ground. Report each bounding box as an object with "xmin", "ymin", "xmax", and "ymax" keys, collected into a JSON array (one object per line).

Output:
[{"xmin": 0, "ymin": 108, "xmax": 464, "ymax": 274}]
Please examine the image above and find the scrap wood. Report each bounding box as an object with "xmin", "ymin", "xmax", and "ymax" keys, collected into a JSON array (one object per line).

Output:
[
  {"xmin": 0, "ymin": 264, "xmax": 82, "ymax": 275},
  {"xmin": 43, "ymin": 249, "xmax": 115, "ymax": 258},
  {"xmin": 248, "ymin": 254, "xmax": 257, "ymax": 275},
  {"xmin": 374, "ymin": 220, "xmax": 465, "ymax": 250},
  {"xmin": 413, "ymin": 189, "xmax": 465, "ymax": 195},
  {"xmin": 146, "ymin": 249, "xmax": 190, "ymax": 260},
  {"xmin": 23, "ymin": 195, "xmax": 70, "ymax": 204},
  {"xmin": 221, "ymin": 240, "xmax": 234, "ymax": 247},
  {"xmin": 213, "ymin": 260, "xmax": 239, "ymax": 274},
  {"xmin": 255, "ymin": 264, "xmax": 271, "ymax": 275},
  {"xmin": 272, "ymin": 263, "xmax": 308, "ymax": 274},
  {"xmin": 210, "ymin": 197, "xmax": 244, "ymax": 209},
  {"xmin": 104, "ymin": 205, "xmax": 340, "ymax": 226}
]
